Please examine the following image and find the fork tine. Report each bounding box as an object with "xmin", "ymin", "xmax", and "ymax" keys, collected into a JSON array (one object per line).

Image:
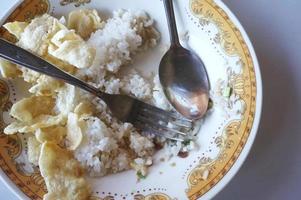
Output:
[
  {"xmin": 127, "ymin": 100, "xmax": 194, "ymax": 141},
  {"xmin": 135, "ymin": 114, "xmax": 188, "ymax": 136},
  {"xmin": 167, "ymin": 119, "xmax": 193, "ymax": 129},
  {"xmin": 133, "ymin": 120, "xmax": 185, "ymax": 142},
  {"xmin": 136, "ymin": 108, "xmax": 192, "ymax": 134},
  {"xmin": 143, "ymin": 109, "xmax": 193, "ymax": 129},
  {"xmin": 138, "ymin": 107, "xmax": 193, "ymax": 131},
  {"xmin": 138, "ymin": 101, "xmax": 193, "ymax": 122},
  {"xmin": 137, "ymin": 101, "xmax": 193, "ymax": 127}
]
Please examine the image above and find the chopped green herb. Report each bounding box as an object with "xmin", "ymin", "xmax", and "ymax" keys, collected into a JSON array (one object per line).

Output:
[
  {"xmin": 182, "ymin": 139, "xmax": 192, "ymax": 146},
  {"xmin": 136, "ymin": 171, "xmax": 146, "ymax": 179},
  {"xmin": 223, "ymin": 87, "xmax": 233, "ymax": 98}
]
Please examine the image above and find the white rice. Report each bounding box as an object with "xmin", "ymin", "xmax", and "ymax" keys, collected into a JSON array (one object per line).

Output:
[
  {"xmin": 121, "ymin": 71, "xmax": 152, "ymax": 100},
  {"xmin": 67, "ymin": 10, "xmax": 194, "ymax": 177},
  {"xmin": 67, "ymin": 10, "xmax": 156, "ymax": 176},
  {"xmin": 86, "ymin": 9, "xmax": 159, "ymax": 76}
]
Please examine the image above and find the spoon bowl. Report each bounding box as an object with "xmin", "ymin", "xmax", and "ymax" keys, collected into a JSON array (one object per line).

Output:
[
  {"xmin": 159, "ymin": 0, "xmax": 210, "ymax": 120},
  {"xmin": 160, "ymin": 45, "xmax": 209, "ymax": 119}
]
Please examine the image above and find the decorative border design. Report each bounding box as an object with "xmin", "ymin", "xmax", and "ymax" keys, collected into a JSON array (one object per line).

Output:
[
  {"xmin": 89, "ymin": 192, "xmax": 172, "ymax": 200},
  {"xmin": 186, "ymin": 0, "xmax": 257, "ymax": 199},
  {"xmin": 134, "ymin": 193, "xmax": 172, "ymax": 200},
  {"xmin": 60, "ymin": 0, "xmax": 91, "ymax": 7}
]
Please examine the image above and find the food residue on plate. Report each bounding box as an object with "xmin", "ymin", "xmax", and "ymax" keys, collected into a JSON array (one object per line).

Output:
[{"xmin": 170, "ymin": 162, "xmax": 176, "ymax": 167}]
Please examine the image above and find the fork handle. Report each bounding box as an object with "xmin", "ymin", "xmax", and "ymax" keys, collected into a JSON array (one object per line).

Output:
[{"xmin": 0, "ymin": 38, "xmax": 105, "ymax": 97}]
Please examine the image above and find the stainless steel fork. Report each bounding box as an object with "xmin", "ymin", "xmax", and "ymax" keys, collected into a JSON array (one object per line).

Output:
[{"xmin": 0, "ymin": 38, "xmax": 193, "ymax": 141}]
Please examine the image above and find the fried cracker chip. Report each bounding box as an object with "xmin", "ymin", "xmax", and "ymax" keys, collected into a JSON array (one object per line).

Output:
[
  {"xmin": 39, "ymin": 142, "xmax": 90, "ymax": 200},
  {"xmin": 10, "ymin": 96, "xmax": 55, "ymax": 122},
  {"xmin": 3, "ymin": 21, "xmax": 28, "ymax": 39},
  {"xmin": 20, "ymin": 68, "xmax": 41, "ymax": 83},
  {"xmin": 48, "ymin": 29, "xmax": 96, "ymax": 69},
  {"xmin": 28, "ymin": 114, "xmax": 66, "ymax": 131},
  {"xmin": 16, "ymin": 14, "xmax": 68, "ymax": 56},
  {"xmin": 0, "ymin": 59, "xmax": 21, "ymax": 78},
  {"xmin": 47, "ymin": 18, "xmax": 68, "ymax": 39},
  {"xmin": 27, "ymin": 136, "xmax": 41, "ymax": 166},
  {"xmin": 67, "ymin": 9, "xmax": 103, "ymax": 39},
  {"xmin": 55, "ymin": 85, "xmax": 80, "ymax": 115},
  {"xmin": 35, "ymin": 126, "xmax": 66, "ymax": 143},
  {"xmin": 4, "ymin": 121, "xmax": 27, "ymax": 135},
  {"xmin": 74, "ymin": 101, "xmax": 94, "ymax": 116},
  {"xmin": 29, "ymin": 75, "xmax": 63, "ymax": 96},
  {"xmin": 17, "ymin": 14, "xmax": 55, "ymax": 55},
  {"xmin": 66, "ymin": 113, "xmax": 83, "ymax": 150},
  {"xmin": 4, "ymin": 114, "xmax": 66, "ymax": 135}
]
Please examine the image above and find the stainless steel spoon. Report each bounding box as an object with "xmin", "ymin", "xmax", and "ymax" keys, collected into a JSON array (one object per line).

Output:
[{"xmin": 159, "ymin": 0, "xmax": 210, "ymax": 120}]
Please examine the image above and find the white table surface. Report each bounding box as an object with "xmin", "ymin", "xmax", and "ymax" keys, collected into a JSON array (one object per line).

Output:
[{"xmin": 1, "ymin": 0, "xmax": 301, "ymax": 199}]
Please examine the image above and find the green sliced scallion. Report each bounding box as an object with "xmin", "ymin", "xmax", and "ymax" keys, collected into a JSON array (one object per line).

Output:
[{"xmin": 223, "ymin": 87, "xmax": 233, "ymax": 98}]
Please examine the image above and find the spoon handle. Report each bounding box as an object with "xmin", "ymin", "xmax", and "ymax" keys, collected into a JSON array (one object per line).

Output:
[
  {"xmin": 163, "ymin": 0, "xmax": 180, "ymax": 46},
  {"xmin": 0, "ymin": 38, "xmax": 104, "ymax": 98}
]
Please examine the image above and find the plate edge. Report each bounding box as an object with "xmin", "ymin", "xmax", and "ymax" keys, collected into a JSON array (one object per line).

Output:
[{"xmin": 198, "ymin": 1, "xmax": 263, "ymax": 200}]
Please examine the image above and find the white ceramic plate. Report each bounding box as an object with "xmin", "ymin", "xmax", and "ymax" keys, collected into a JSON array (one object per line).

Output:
[{"xmin": 0, "ymin": 0, "xmax": 262, "ymax": 199}]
